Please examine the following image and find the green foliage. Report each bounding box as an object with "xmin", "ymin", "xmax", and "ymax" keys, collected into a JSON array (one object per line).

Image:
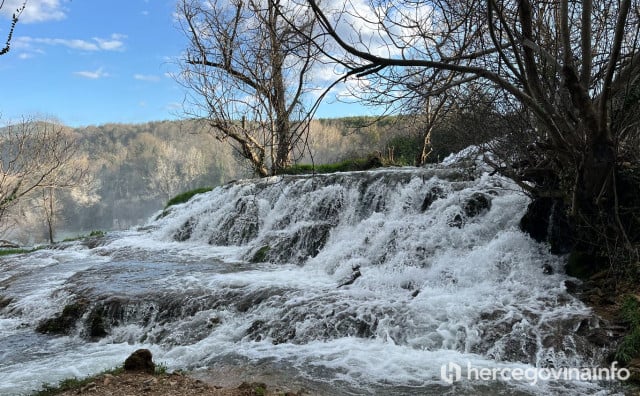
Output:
[
  {"xmin": 165, "ymin": 187, "xmax": 213, "ymax": 209},
  {"xmin": 33, "ymin": 366, "xmax": 124, "ymax": 396},
  {"xmin": 616, "ymin": 328, "xmax": 640, "ymax": 364},
  {"xmin": 616, "ymin": 296, "xmax": 640, "ymax": 364},
  {"xmin": 62, "ymin": 230, "xmax": 106, "ymax": 243},
  {"xmin": 282, "ymin": 154, "xmax": 384, "ymax": 175},
  {"xmin": 254, "ymin": 385, "xmax": 267, "ymax": 396},
  {"xmin": 384, "ymin": 135, "xmax": 422, "ymax": 166},
  {"xmin": 155, "ymin": 362, "xmax": 168, "ymax": 375},
  {"xmin": 0, "ymin": 248, "xmax": 33, "ymax": 256},
  {"xmin": 621, "ymin": 296, "xmax": 640, "ymax": 327}
]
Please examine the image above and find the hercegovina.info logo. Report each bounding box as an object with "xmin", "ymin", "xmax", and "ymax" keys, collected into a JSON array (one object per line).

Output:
[{"xmin": 440, "ymin": 361, "xmax": 631, "ymax": 386}]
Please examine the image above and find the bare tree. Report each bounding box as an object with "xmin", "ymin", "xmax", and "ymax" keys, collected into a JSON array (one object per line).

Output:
[
  {"xmin": 301, "ymin": 0, "xmax": 640, "ymax": 269},
  {"xmin": 0, "ymin": 118, "xmax": 87, "ymax": 241},
  {"xmin": 0, "ymin": 0, "xmax": 25, "ymax": 56},
  {"xmin": 176, "ymin": 0, "xmax": 321, "ymax": 176},
  {"xmin": 38, "ymin": 155, "xmax": 95, "ymax": 244}
]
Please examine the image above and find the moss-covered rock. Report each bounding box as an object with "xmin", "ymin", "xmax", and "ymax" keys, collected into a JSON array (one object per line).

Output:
[
  {"xmin": 251, "ymin": 245, "xmax": 271, "ymax": 263},
  {"xmin": 36, "ymin": 300, "xmax": 89, "ymax": 335}
]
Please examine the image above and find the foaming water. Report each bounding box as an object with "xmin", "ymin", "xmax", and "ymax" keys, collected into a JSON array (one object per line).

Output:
[{"xmin": 0, "ymin": 166, "xmax": 622, "ymax": 395}]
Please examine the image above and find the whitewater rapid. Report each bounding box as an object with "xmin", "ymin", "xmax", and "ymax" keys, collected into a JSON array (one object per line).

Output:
[{"xmin": 0, "ymin": 165, "xmax": 622, "ymax": 395}]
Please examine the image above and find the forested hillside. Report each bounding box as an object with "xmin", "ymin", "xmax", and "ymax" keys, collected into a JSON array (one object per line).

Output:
[{"xmin": 11, "ymin": 116, "xmax": 470, "ymax": 243}]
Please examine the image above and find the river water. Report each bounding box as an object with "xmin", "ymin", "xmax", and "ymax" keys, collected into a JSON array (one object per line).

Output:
[{"xmin": 0, "ymin": 165, "xmax": 623, "ymax": 395}]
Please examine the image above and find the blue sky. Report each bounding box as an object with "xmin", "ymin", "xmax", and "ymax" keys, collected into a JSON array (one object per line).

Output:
[{"xmin": 0, "ymin": 0, "xmax": 369, "ymax": 127}]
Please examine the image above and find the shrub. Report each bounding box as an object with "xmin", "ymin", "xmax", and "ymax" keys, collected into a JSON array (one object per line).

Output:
[
  {"xmin": 165, "ymin": 187, "xmax": 213, "ymax": 208},
  {"xmin": 616, "ymin": 295, "xmax": 640, "ymax": 364}
]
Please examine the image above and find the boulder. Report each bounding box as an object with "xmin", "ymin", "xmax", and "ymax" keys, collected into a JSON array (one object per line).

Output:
[
  {"xmin": 463, "ymin": 192, "xmax": 491, "ymax": 217},
  {"xmin": 123, "ymin": 349, "xmax": 155, "ymax": 373},
  {"xmin": 421, "ymin": 186, "xmax": 446, "ymax": 212},
  {"xmin": 36, "ymin": 300, "xmax": 89, "ymax": 335},
  {"xmin": 520, "ymin": 197, "xmax": 573, "ymax": 254}
]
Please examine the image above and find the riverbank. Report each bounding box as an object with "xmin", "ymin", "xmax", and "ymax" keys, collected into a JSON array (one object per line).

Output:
[{"xmin": 37, "ymin": 370, "xmax": 308, "ymax": 396}]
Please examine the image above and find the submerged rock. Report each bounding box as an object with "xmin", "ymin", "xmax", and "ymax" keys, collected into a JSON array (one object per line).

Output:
[{"xmin": 338, "ymin": 265, "xmax": 362, "ymax": 288}]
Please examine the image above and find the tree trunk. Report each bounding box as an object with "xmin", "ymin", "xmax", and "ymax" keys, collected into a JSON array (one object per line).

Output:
[
  {"xmin": 275, "ymin": 117, "xmax": 291, "ymax": 172},
  {"xmin": 415, "ymin": 127, "xmax": 434, "ymax": 167},
  {"xmin": 569, "ymin": 136, "xmax": 618, "ymax": 276},
  {"xmin": 45, "ymin": 187, "xmax": 55, "ymax": 244}
]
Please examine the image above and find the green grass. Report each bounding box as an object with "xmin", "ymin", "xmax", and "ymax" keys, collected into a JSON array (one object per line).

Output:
[
  {"xmin": 616, "ymin": 295, "xmax": 640, "ymax": 363},
  {"xmin": 32, "ymin": 363, "xmax": 170, "ymax": 395},
  {"xmin": 165, "ymin": 187, "xmax": 213, "ymax": 208},
  {"xmin": 281, "ymin": 155, "xmax": 384, "ymax": 175},
  {"xmin": 62, "ymin": 230, "xmax": 106, "ymax": 243},
  {"xmin": 0, "ymin": 248, "xmax": 34, "ymax": 256},
  {"xmin": 33, "ymin": 366, "xmax": 125, "ymax": 396}
]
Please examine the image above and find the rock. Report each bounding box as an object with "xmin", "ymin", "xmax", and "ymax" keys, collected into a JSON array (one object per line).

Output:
[
  {"xmin": 421, "ymin": 186, "xmax": 445, "ymax": 212},
  {"xmin": 143, "ymin": 378, "xmax": 158, "ymax": 386},
  {"xmin": 87, "ymin": 306, "xmax": 108, "ymax": 338},
  {"xmin": 251, "ymin": 245, "xmax": 271, "ymax": 263},
  {"xmin": 463, "ymin": 192, "xmax": 491, "ymax": 217},
  {"xmin": 338, "ymin": 265, "xmax": 362, "ymax": 287},
  {"xmin": 79, "ymin": 381, "xmax": 97, "ymax": 393},
  {"xmin": 542, "ymin": 263, "xmax": 553, "ymax": 274},
  {"xmin": 0, "ymin": 295, "xmax": 13, "ymax": 309},
  {"xmin": 0, "ymin": 239, "xmax": 20, "ymax": 248},
  {"xmin": 36, "ymin": 300, "xmax": 89, "ymax": 335},
  {"xmin": 564, "ymin": 280, "xmax": 580, "ymax": 293},
  {"xmin": 586, "ymin": 328, "xmax": 610, "ymax": 347},
  {"xmin": 124, "ymin": 349, "xmax": 155, "ymax": 374},
  {"xmin": 520, "ymin": 197, "xmax": 573, "ymax": 254},
  {"xmin": 448, "ymin": 213, "xmax": 464, "ymax": 228}
]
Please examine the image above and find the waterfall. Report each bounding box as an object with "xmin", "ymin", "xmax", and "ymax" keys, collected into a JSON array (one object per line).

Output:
[{"xmin": 0, "ymin": 164, "xmax": 620, "ymax": 395}]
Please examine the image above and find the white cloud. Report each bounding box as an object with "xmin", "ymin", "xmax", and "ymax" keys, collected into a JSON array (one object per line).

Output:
[
  {"xmin": 93, "ymin": 34, "xmax": 126, "ymax": 51},
  {"xmin": 165, "ymin": 102, "xmax": 182, "ymax": 111},
  {"xmin": 74, "ymin": 67, "xmax": 109, "ymax": 79},
  {"xmin": 134, "ymin": 74, "xmax": 160, "ymax": 82},
  {"xmin": 0, "ymin": 0, "xmax": 67, "ymax": 23},
  {"xmin": 15, "ymin": 34, "xmax": 126, "ymax": 52}
]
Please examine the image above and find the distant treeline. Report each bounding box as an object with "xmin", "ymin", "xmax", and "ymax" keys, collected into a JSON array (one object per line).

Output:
[{"xmin": 16, "ymin": 115, "xmax": 478, "ymax": 241}]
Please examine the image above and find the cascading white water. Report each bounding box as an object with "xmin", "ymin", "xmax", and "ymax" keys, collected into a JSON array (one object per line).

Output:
[{"xmin": 0, "ymin": 163, "xmax": 623, "ymax": 395}]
